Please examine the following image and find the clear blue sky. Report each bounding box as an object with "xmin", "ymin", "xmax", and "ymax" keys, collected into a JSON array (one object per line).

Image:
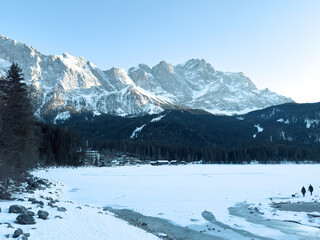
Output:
[{"xmin": 1, "ymin": 0, "xmax": 320, "ymax": 103}]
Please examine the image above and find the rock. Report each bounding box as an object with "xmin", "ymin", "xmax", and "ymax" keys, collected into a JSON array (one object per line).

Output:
[
  {"xmin": 9, "ymin": 205, "xmax": 28, "ymax": 214},
  {"xmin": 29, "ymin": 182, "xmax": 39, "ymax": 189},
  {"xmin": 38, "ymin": 210, "xmax": 49, "ymax": 220},
  {"xmin": 28, "ymin": 198, "xmax": 37, "ymax": 202},
  {"xmin": 21, "ymin": 236, "xmax": 28, "ymax": 240},
  {"xmin": 4, "ymin": 222, "xmax": 14, "ymax": 228},
  {"xmin": 57, "ymin": 207, "xmax": 67, "ymax": 212},
  {"xmin": 45, "ymin": 196, "xmax": 53, "ymax": 201},
  {"xmin": 23, "ymin": 233, "xmax": 31, "ymax": 237},
  {"xmin": 31, "ymin": 200, "xmax": 44, "ymax": 206},
  {"xmin": 17, "ymin": 198, "xmax": 25, "ymax": 201},
  {"xmin": 48, "ymin": 202, "xmax": 58, "ymax": 208},
  {"xmin": 0, "ymin": 185, "xmax": 12, "ymax": 200},
  {"xmin": 13, "ymin": 228, "xmax": 23, "ymax": 238},
  {"xmin": 76, "ymin": 206, "xmax": 82, "ymax": 209},
  {"xmin": 55, "ymin": 215, "xmax": 63, "ymax": 219},
  {"xmin": 5, "ymin": 234, "xmax": 9, "ymax": 238},
  {"xmin": 37, "ymin": 179, "xmax": 47, "ymax": 185},
  {"xmin": 24, "ymin": 211, "xmax": 35, "ymax": 216},
  {"xmin": 0, "ymin": 207, "xmax": 1, "ymax": 212},
  {"xmin": 16, "ymin": 213, "xmax": 36, "ymax": 225}
]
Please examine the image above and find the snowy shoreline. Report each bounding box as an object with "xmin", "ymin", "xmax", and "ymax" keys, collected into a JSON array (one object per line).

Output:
[
  {"xmin": 2, "ymin": 164, "xmax": 320, "ymax": 240},
  {"xmin": 0, "ymin": 178, "xmax": 160, "ymax": 240}
]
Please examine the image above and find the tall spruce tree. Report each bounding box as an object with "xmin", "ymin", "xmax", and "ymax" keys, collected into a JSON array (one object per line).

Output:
[{"xmin": 0, "ymin": 63, "xmax": 37, "ymax": 179}]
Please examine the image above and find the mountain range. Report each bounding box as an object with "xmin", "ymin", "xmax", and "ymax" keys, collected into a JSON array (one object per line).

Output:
[{"xmin": 0, "ymin": 35, "xmax": 293, "ymax": 120}]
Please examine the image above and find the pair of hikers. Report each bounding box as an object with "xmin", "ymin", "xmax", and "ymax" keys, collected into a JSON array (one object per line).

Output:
[{"xmin": 301, "ymin": 184, "xmax": 313, "ymax": 197}]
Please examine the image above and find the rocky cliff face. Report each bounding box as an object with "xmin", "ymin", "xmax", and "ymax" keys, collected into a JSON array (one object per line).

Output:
[
  {"xmin": 0, "ymin": 35, "xmax": 293, "ymax": 120},
  {"xmin": 0, "ymin": 35, "xmax": 164, "ymax": 120},
  {"xmin": 129, "ymin": 59, "xmax": 292, "ymax": 115}
]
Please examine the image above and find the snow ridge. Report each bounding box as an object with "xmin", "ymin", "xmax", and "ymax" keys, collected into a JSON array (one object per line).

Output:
[{"xmin": 0, "ymin": 35, "xmax": 293, "ymax": 120}]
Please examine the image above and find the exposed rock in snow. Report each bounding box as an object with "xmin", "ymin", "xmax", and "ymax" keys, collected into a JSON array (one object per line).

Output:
[
  {"xmin": 0, "ymin": 35, "xmax": 164, "ymax": 120},
  {"xmin": 129, "ymin": 59, "xmax": 293, "ymax": 115},
  {"xmin": 54, "ymin": 111, "xmax": 71, "ymax": 124},
  {"xmin": 0, "ymin": 35, "xmax": 293, "ymax": 120}
]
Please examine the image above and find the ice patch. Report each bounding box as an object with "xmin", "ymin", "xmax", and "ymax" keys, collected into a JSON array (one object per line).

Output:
[
  {"xmin": 281, "ymin": 131, "xmax": 293, "ymax": 141},
  {"xmin": 130, "ymin": 124, "xmax": 146, "ymax": 139},
  {"xmin": 93, "ymin": 110, "xmax": 101, "ymax": 116},
  {"xmin": 151, "ymin": 115, "xmax": 166, "ymax": 123},
  {"xmin": 277, "ymin": 118, "xmax": 290, "ymax": 124},
  {"xmin": 253, "ymin": 124, "xmax": 263, "ymax": 138},
  {"xmin": 54, "ymin": 111, "xmax": 70, "ymax": 124},
  {"xmin": 305, "ymin": 119, "xmax": 319, "ymax": 128}
]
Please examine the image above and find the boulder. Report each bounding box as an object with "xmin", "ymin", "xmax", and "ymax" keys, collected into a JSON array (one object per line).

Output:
[
  {"xmin": 38, "ymin": 210, "xmax": 49, "ymax": 220},
  {"xmin": 9, "ymin": 205, "xmax": 28, "ymax": 214},
  {"xmin": 13, "ymin": 228, "xmax": 23, "ymax": 238},
  {"xmin": 28, "ymin": 198, "xmax": 37, "ymax": 202},
  {"xmin": 57, "ymin": 207, "xmax": 67, "ymax": 212},
  {"xmin": 48, "ymin": 202, "xmax": 57, "ymax": 208},
  {"xmin": 37, "ymin": 179, "xmax": 47, "ymax": 185},
  {"xmin": 16, "ymin": 213, "xmax": 36, "ymax": 225},
  {"xmin": 0, "ymin": 190, "xmax": 12, "ymax": 200},
  {"xmin": 31, "ymin": 200, "xmax": 44, "ymax": 206},
  {"xmin": 24, "ymin": 211, "xmax": 35, "ymax": 216}
]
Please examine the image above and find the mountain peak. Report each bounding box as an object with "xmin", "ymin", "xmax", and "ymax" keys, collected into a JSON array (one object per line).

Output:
[
  {"xmin": 153, "ymin": 60, "xmax": 174, "ymax": 74},
  {"xmin": 176, "ymin": 58, "xmax": 215, "ymax": 73},
  {"xmin": 128, "ymin": 64, "xmax": 151, "ymax": 74},
  {"xmin": 0, "ymin": 35, "xmax": 293, "ymax": 118}
]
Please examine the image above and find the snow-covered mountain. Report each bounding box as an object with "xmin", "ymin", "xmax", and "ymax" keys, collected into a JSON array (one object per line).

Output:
[
  {"xmin": 0, "ymin": 35, "xmax": 293, "ymax": 119},
  {"xmin": 129, "ymin": 59, "xmax": 292, "ymax": 115},
  {"xmin": 0, "ymin": 35, "xmax": 164, "ymax": 119}
]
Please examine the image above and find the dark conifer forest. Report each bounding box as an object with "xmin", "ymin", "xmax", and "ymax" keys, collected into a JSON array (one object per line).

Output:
[{"xmin": 59, "ymin": 103, "xmax": 320, "ymax": 164}]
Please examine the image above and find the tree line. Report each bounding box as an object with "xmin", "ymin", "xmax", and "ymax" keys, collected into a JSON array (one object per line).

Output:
[{"xmin": 58, "ymin": 108, "xmax": 320, "ymax": 164}]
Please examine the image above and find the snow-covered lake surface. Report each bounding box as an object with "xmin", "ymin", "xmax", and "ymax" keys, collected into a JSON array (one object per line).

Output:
[{"xmin": 34, "ymin": 164, "xmax": 320, "ymax": 239}]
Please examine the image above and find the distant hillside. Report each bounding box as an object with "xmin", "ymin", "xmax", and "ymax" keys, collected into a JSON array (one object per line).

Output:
[{"xmin": 56, "ymin": 102, "xmax": 320, "ymax": 163}]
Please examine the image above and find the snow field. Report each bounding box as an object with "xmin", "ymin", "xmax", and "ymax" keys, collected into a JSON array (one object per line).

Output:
[
  {"xmin": 34, "ymin": 164, "xmax": 320, "ymax": 239},
  {"xmin": 0, "ymin": 180, "xmax": 159, "ymax": 240}
]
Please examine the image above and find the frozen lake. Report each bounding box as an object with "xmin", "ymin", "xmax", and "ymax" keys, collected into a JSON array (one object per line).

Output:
[{"xmin": 35, "ymin": 164, "xmax": 320, "ymax": 239}]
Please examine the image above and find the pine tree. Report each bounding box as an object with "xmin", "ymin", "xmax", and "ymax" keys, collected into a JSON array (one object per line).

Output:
[{"xmin": 0, "ymin": 63, "xmax": 37, "ymax": 178}]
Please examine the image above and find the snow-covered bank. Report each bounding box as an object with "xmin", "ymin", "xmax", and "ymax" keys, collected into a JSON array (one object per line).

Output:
[
  {"xmin": 34, "ymin": 164, "xmax": 320, "ymax": 239},
  {"xmin": 0, "ymin": 179, "xmax": 159, "ymax": 240}
]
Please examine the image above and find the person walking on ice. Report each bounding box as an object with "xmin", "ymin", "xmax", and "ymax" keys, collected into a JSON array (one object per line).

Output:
[
  {"xmin": 301, "ymin": 186, "xmax": 306, "ymax": 197},
  {"xmin": 308, "ymin": 184, "xmax": 314, "ymax": 195}
]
